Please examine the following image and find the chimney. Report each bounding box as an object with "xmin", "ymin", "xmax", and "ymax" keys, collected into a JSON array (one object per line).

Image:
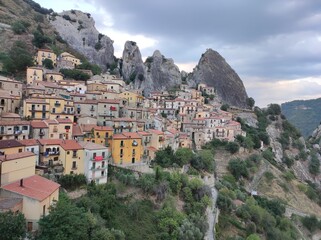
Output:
[{"xmin": 20, "ymin": 179, "xmax": 23, "ymax": 187}]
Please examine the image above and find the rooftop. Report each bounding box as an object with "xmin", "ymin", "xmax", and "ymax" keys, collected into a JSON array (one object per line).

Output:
[{"xmin": 1, "ymin": 175, "xmax": 60, "ymax": 201}]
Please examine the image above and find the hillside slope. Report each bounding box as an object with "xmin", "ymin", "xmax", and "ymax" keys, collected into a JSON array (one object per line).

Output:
[{"xmin": 281, "ymin": 98, "xmax": 321, "ymax": 138}]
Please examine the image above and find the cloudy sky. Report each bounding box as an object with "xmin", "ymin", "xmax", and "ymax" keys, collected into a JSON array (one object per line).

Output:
[{"xmin": 37, "ymin": 0, "xmax": 321, "ymax": 107}]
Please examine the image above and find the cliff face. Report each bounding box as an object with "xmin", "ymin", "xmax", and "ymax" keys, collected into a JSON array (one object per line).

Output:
[
  {"xmin": 121, "ymin": 41, "xmax": 181, "ymax": 95},
  {"xmin": 187, "ymin": 49, "xmax": 248, "ymax": 108},
  {"xmin": 50, "ymin": 10, "xmax": 114, "ymax": 70}
]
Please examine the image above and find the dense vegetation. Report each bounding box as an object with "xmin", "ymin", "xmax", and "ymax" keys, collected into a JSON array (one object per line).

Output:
[
  {"xmin": 0, "ymin": 211, "xmax": 26, "ymax": 240},
  {"xmin": 35, "ymin": 166, "xmax": 212, "ymax": 240},
  {"xmin": 60, "ymin": 68, "xmax": 90, "ymax": 81}
]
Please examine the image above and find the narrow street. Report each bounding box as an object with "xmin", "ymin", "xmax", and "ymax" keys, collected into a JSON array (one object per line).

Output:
[{"xmin": 204, "ymin": 174, "xmax": 218, "ymax": 240}]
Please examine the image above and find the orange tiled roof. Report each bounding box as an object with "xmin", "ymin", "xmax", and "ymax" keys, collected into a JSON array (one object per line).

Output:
[
  {"xmin": 2, "ymin": 175, "xmax": 60, "ymax": 201},
  {"xmin": 30, "ymin": 121, "xmax": 48, "ymax": 128},
  {"xmin": 38, "ymin": 139, "xmax": 83, "ymax": 150},
  {"xmin": 148, "ymin": 129, "xmax": 164, "ymax": 135},
  {"xmin": 18, "ymin": 139, "xmax": 39, "ymax": 146},
  {"xmin": 0, "ymin": 151, "xmax": 35, "ymax": 161},
  {"xmin": 94, "ymin": 126, "xmax": 113, "ymax": 131}
]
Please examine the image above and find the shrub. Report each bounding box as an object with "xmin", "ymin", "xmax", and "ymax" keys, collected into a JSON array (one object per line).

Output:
[
  {"xmin": 220, "ymin": 104, "xmax": 229, "ymax": 111},
  {"xmin": 42, "ymin": 58, "xmax": 54, "ymax": 69},
  {"xmin": 62, "ymin": 14, "xmax": 72, "ymax": 21},
  {"xmin": 95, "ymin": 42, "xmax": 102, "ymax": 51},
  {"xmin": 58, "ymin": 174, "xmax": 87, "ymax": 190},
  {"xmin": 59, "ymin": 68, "xmax": 90, "ymax": 81},
  {"xmin": 301, "ymin": 215, "xmax": 319, "ymax": 232},
  {"xmin": 225, "ymin": 142, "xmax": 240, "ymax": 154},
  {"xmin": 228, "ymin": 158, "xmax": 249, "ymax": 180},
  {"xmin": 11, "ymin": 21, "xmax": 29, "ymax": 34}
]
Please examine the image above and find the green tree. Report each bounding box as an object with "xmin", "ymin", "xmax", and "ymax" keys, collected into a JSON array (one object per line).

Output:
[
  {"xmin": 11, "ymin": 20, "xmax": 29, "ymax": 34},
  {"xmin": 37, "ymin": 195, "xmax": 89, "ymax": 240},
  {"xmin": 2, "ymin": 41, "xmax": 33, "ymax": 74},
  {"xmin": 77, "ymin": 61, "xmax": 102, "ymax": 75},
  {"xmin": 175, "ymin": 148, "xmax": 194, "ymax": 166},
  {"xmin": 309, "ymin": 153, "xmax": 320, "ymax": 175},
  {"xmin": 220, "ymin": 104, "xmax": 229, "ymax": 111},
  {"xmin": 228, "ymin": 158, "xmax": 249, "ymax": 180},
  {"xmin": 42, "ymin": 58, "xmax": 54, "ymax": 69},
  {"xmin": 246, "ymin": 234, "xmax": 260, "ymax": 240},
  {"xmin": 32, "ymin": 30, "xmax": 52, "ymax": 48},
  {"xmin": 225, "ymin": 142, "xmax": 240, "ymax": 154},
  {"xmin": 154, "ymin": 146, "xmax": 176, "ymax": 168},
  {"xmin": 198, "ymin": 149, "xmax": 215, "ymax": 172},
  {"xmin": 301, "ymin": 215, "xmax": 319, "ymax": 232},
  {"xmin": 246, "ymin": 97, "xmax": 255, "ymax": 109},
  {"xmin": 0, "ymin": 211, "xmax": 26, "ymax": 240}
]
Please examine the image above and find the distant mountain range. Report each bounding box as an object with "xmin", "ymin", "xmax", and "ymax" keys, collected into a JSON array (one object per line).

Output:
[{"xmin": 281, "ymin": 98, "xmax": 321, "ymax": 137}]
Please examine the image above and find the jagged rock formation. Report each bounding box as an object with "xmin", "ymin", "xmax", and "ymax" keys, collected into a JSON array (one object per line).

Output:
[
  {"xmin": 50, "ymin": 10, "xmax": 114, "ymax": 70},
  {"xmin": 122, "ymin": 41, "xmax": 181, "ymax": 95},
  {"xmin": 121, "ymin": 41, "xmax": 145, "ymax": 84},
  {"xmin": 187, "ymin": 49, "xmax": 248, "ymax": 108}
]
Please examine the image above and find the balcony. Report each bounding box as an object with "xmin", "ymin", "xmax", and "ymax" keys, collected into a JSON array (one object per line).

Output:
[
  {"xmin": 72, "ymin": 154, "xmax": 78, "ymax": 158},
  {"xmin": 14, "ymin": 130, "xmax": 22, "ymax": 135},
  {"xmin": 43, "ymin": 151, "xmax": 60, "ymax": 157},
  {"xmin": 53, "ymin": 128, "xmax": 58, "ymax": 132},
  {"xmin": 0, "ymin": 131, "xmax": 5, "ymax": 135},
  {"xmin": 90, "ymin": 107, "xmax": 95, "ymax": 112},
  {"xmin": 39, "ymin": 131, "xmax": 45, "ymax": 136},
  {"xmin": 71, "ymin": 166, "xmax": 77, "ymax": 170},
  {"xmin": 54, "ymin": 102, "xmax": 61, "ymax": 107}
]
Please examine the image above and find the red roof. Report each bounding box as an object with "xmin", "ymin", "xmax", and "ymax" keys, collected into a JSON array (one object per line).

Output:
[
  {"xmin": 18, "ymin": 139, "xmax": 39, "ymax": 146},
  {"xmin": 137, "ymin": 131, "xmax": 152, "ymax": 136},
  {"xmin": 0, "ymin": 151, "xmax": 35, "ymax": 161},
  {"xmin": 38, "ymin": 139, "xmax": 83, "ymax": 150},
  {"xmin": 113, "ymin": 132, "xmax": 142, "ymax": 139},
  {"xmin": 31, "ymin": 121, "xmax": 48, "ymax": 128},
  {"xmin": 56, "ymin": 118, "xmax": 73, "ymax": 124},
  {"xmin": 1, "ymin": 175, "xmax": 60, "ymax": 201},
  {"xmin": 148, "ymin": 129, "xmax": 164, "ymax": 135}
]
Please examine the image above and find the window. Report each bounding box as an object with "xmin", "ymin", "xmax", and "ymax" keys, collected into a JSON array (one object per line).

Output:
[
  {"xmin": 43, "ymin": 205, "xmax": 46, "ymax": 216},
  {"xmin": 102, "ymin": 152, "xmax": 105, "ymax": 158},
  {"xmin": 132, "ymin": 158, "xmax": 135, "ymax": 164},
  {"xmin": 93, "ymin": 153, "xmax": 96, "ymax": 158},
  {"xmin": 18, "ymin": 149, "xmax": 22, "ymax": 153},
  {"xmin": 72, "ymin": 161, "xmax": 77, "ymax": 169},
  {"xmin": 120, "ymin": 140, "xmax": 124, "ymax": 147},
  {"xmin": 31, "ymin": 148, "xmax": 34, "ymax": 153},
  {"xmin": 67, "ymin": 151, "xmax": 70, "ymax": 155},
  {"xmin": 101, "ymin": 171, "xmax": 104, "ymax": 176}
]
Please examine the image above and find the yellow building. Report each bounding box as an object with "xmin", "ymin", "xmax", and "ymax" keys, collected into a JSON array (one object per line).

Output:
[
  {"xmin": 60, "ymin": 52, "xmax": 81, "ymax": 66},
  {"xmin": 23, "ymin": 98, "xmax": 49, "ymax": 120},
  {"xmin": 0, "ymin": 152, "xmax": 36, "ymax": 186},
  {"xmin": 26, "ymin": 67, "xmax": 43, "ymax": 85},
  {"xmin": 35, "ymin": 49, "xmax": 57, "ymax": 66},
  {"xmin": 45, "ymin": 118, "xmax": 73, "ymax": 140},
  {"xmin": 120, "ymin": 91, "xmax": 144, "ymax": 107},
  {"xmin": 24, "ymin": 96, "xmax": 75, "ymax": 122},
  {"xmin": 45, "ymin": 72, "xmax": 64, "ymax": 82},
  {"xmin": 0, "ymin": 140, "xmax": 25, "ymax": 155},
  {"xmin": 1, "ymin": 175, "xmax": 60, "ymax": 231},
  {"xmin": 111, "ymin": 132, "xmax": 142, "ymax": 165},
  {"xmin": 38, "ymin": 139, "xmax": 84, "ymax": 175},
  {"xmin": 84, "ymin": 126, "xmax": 114, "ymax": 147}
]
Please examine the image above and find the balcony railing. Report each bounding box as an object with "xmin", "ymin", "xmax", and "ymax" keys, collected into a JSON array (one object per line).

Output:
[
  {"xmin": 71, "ymin": 166, "xmax": 77, "ymax": 170},
  {"xmin": 54, "ymin": 102, "xmax": 61, "ymax": 107},
  {"xmin": 39, "ymin": 131, "xmax": 45, "ymax": 136},
  {"xmin": 72, "ymin": 154, "xmax": 78, "ymax": 158}
]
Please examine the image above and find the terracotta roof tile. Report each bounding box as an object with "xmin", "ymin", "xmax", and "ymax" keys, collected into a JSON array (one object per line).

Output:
[
  {"xmin": 38, "ymin": 139, "xmax": 83, "ymax": 150},
  {"xmin": 2, "ymin": 175, "xmax": 60, "ymax": 201},
  {"xmin": 148, "ymin": 129, "xmax": 164, "ymax": 135},
  {"xmin": 18, "ymin": 139, "xmax": 39, "ymax": 146},
  {"xmin": 30, "ymin": 121, "xmax": 48, "ymax": 128},
  {"xmin": 0, "ymin": 151, "xmax": 35, "ymax": 161},
  {"xmin": 0, "ymin": 140, "xmax": 24, "ymax": 149},
  {"xmin": 72, "ymin": 124, "xmax": 83, "ymax": 136},
  {"xmin": 78, "ymin": 141, "xmax": 108, "ymax": 150}
]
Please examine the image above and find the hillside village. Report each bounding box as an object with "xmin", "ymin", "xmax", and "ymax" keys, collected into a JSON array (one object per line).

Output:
[{"xmin": 0, "ymin": 48, "xmax": 246, "ymax": 231}]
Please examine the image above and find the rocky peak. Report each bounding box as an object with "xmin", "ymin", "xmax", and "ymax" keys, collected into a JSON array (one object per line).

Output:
[
  {"xmin": 121, "ymin": 43, "xmax": 181, "ymax": 95},
  {"xmin": 122, "ymin": 41, "xmax": 144, "ymax": 82},
  {"xmin": 187, "ymin": 48, "xmax": 248, "ymax": 108},
  {"xmin": 50, "ymin": 10, "xmax": 114, "ymax": 70}
]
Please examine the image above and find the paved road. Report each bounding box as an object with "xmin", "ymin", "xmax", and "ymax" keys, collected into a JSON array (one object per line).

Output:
[{"xmin": 205, "ymin": 175, "xmax": 218, "ymax": 240}]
